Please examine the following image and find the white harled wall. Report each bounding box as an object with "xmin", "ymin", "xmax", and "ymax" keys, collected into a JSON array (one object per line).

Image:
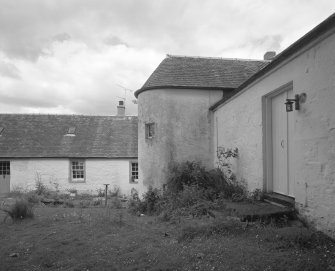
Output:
[
  {"xmin": 8, "ymin": 158, "xmax": 144, "ymax": 196},
  {"xmin": 213, "ymin": 30, "xmax": 335, "ymax": 237},
  {"xmin": 138, "ymin": 88, "xmax": 223, "ymax": 188}
]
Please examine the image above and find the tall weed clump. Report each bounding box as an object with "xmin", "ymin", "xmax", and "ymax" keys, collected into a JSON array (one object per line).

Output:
[
  {"xmin": 4, "ymin": 199, "xmax": 34, "ymax": 221},
  {"xmin": 129, "ymin": 150, "xmax": 249, "ymax": 218}
]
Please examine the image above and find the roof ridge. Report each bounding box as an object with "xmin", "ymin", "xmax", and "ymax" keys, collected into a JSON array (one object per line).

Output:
[
  {"xmin": 166, "ymin": 54, "xmax": 269, "ymax": 62},
  {"xmin": 0, "ymin": 113, "xmax": 138, "ymax": 117}
]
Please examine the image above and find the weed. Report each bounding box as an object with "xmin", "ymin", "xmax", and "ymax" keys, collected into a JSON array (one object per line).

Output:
[
  {"xmin": 26, "ymin": 192, "xmax": 41, "ymax": 204},
  {"xmin": 35, "ymin": 177, "xmax": 49, "ymax": 196},
  {"xmin": 109, "ymin": 185, "xmax": 120, "ymax": 197},
  {"xmin": 96, "ymin": 188, "xmax": 105, "ymax": 197},
  {"xmin": 3, "ymin": 199, "xmax": 34, "ymax": 221},
  {"xmin": 8, "ymin": 185, "xmax": 25, "ymax": 197}
]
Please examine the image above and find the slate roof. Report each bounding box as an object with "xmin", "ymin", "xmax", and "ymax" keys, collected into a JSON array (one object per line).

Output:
[
  {"xmin": 0, "ymin": 114, "xmax": 138, "ymax": 158},
  {"xmin": 135, "ymin": 55, "xmax": 268, "ymax": 97}
]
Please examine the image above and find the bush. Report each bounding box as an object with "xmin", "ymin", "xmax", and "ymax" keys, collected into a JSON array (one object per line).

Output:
[
  {"xmin": 128, "ymin": 187, "xmax": 161, "ymax": 215},
  {"xmin": 5, "ymin": 199, "xmax": 34, "ymax": 221},
  {"xmin": 166, "ymin": 161, "xmax": 247, "ymax": 201}
]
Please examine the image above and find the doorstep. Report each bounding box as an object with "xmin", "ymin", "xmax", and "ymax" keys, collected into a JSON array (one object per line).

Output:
[{"xmin": 263, "ymin": 193, "xmax": 295, "ymax": 208}]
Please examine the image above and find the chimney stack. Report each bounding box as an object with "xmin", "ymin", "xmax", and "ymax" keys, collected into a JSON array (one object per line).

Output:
[
  {"xmin": 264, "ymin": 51, "xmax": 276, "ymax": 61},
  {"xmin": 117, "ymin": 100, "xmax": 125, "ymax": 116}
]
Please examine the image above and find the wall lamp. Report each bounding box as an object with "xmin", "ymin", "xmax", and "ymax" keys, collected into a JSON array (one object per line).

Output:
[{"xmin": 285, "ymin": 93, "xmax": 307, "ymax": 112}]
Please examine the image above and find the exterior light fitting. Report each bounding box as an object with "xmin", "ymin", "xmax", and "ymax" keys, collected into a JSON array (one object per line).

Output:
[{"xmin": 285, "ymin": 93, "xmax": 307, "ymax": 112}]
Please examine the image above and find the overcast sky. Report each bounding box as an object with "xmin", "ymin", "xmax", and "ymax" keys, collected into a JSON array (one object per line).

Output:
[{"xmin": 0, "ymin": 0, "xmax": 334, "ymax": 116}]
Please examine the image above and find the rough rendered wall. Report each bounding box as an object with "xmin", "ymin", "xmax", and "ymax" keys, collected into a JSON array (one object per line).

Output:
[
  {"xmin": 9, "ymin": 158, "xmax": 143, "ymax": 195},
  {"xmin": 138, "ymin": 88, "xmax": 223, "ymax": 188},
  {"xmin": 213, "ymin": 31, "xmax": 335, "ymax": 237}
]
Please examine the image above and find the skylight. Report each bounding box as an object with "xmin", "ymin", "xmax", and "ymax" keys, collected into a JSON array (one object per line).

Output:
[{"xmin": 65, "ymin": 127, "xmax": 76, "ymax": 136}]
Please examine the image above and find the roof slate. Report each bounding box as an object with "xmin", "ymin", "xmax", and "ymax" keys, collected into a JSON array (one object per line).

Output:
[
  {"xmin": 135, "ymin": 55, "xmax": 268, "ymax": 97},
  {"xmin": 0, "ymin": 114, "xmax": 138, "ymax": 158}
]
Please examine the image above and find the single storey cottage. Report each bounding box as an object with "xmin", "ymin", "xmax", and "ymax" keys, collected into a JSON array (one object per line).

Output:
[{"xmin": 0, "ymin": 105, "xmax": 144, "ymax": 196}]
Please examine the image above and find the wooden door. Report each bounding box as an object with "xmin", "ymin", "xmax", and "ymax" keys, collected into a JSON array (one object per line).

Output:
[
  {"xmin": 0, "ymin": 161, "xmax": 10, "ymax": 194},
  {"xmin": 271, "ymin": 89, "xmax": 294, "ymax": 196}
]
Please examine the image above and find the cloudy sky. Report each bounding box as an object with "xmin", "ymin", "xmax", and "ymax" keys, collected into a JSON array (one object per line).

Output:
[{"xmin": 0, "ymin": 0, "xmax": 334, "ymax": 116}]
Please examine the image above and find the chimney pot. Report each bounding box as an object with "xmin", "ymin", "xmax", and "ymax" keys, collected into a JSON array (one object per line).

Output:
[
  {"xmin": 117, "ymin": 100, "xmax": 125, "ymax": 116},
  {"xmin": 264, "ymin": 51, "xmax": 276, "ymax": 60}
]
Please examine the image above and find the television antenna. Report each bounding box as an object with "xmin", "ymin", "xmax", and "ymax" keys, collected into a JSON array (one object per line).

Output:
[{"xmin": 116, "ymin": 84, "xmax": 137, "ymax": 104}]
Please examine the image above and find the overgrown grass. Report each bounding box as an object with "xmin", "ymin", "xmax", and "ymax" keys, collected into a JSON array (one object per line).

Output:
[{"xmin": 178, "ymin": 219, "xmax": 245, "ymax": 242}]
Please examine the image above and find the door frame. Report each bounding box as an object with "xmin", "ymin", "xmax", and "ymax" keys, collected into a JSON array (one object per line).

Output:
[{"xmin": 262, "ymin": 81, "xmax": 293, "ymax": 193}]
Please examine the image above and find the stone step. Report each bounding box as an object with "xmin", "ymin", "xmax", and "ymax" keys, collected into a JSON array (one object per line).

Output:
[{"xmin": 263, "ymin": 193, "xmax": 295, "ymax": 208}]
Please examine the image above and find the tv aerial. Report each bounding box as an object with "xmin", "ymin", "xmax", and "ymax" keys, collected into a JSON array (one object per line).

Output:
[{"xmin": 116, "ymin": 84, "xmax": 137, "ymax": 104}]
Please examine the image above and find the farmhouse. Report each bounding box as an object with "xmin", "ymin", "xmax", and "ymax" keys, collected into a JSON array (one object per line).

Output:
[
  {"xmin": 136, "ymin": 13, "xmax": 335, "ymax": 237},
  {"xmin": 0, "ymin": 103, "xmax": 144, "ymax": 196}
]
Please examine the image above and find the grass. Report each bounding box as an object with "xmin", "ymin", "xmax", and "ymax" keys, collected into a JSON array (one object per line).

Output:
[{"xmin": 0, "ymin": 206, "xmax": 334, "ymax": 271}]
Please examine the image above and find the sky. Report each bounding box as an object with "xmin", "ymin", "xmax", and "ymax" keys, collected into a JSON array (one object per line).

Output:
[{"xmin": 0, "ymin": 0, "xmax": 335, "ymax": 116}]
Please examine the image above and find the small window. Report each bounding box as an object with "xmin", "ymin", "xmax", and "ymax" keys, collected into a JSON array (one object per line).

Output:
[
  {"xmin": 130, "ymin": 162, "xmax": 138, "ymax": 183},
  {"xmin": 0, "ymin": 127, "xmax": 4, "ymax": 136},
  {"xmin": 145, "ymin": 123, "xmax": 155, "ymax": 139},
  {"xmin": 70, "ymin": 160, "xmax": 85, "ymax": 182},
  {"xmin": 0, "ymin": 161, "xmax": 10, "ymax": 175},
  {"xmin": 66, "ymin": 127, "xmax": 76, "ymax": 136}
]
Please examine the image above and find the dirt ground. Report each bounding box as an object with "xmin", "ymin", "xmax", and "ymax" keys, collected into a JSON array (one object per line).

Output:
[{"xmin": 0, "ymin": 206, "xmax": 334, "ymax": 271}]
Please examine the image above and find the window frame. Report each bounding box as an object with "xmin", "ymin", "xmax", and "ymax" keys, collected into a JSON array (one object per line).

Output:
[
  {"xmin": 0, "ymin": 161, "xmax": 10, "ymax": 176},
  {"xmin": 70, "ymin": 159, "xmax": 86, "ymax": 183},
  {"xmin": 129, "ymin": 161, "xmax": 139, "ymax": 184},
  {"xmin": 145, "ymin": 123, "xmax": 155, "ymax": 139}
]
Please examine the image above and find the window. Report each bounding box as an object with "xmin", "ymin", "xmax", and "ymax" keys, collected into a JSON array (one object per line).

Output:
[
  {"xmin": 0, "ymin": 127, "xmax": 4, "ymax": 136},
  {"xmin": 145, "ymin": 123, "xmax": 155, "ymax": 139},
  {"xmin": 65, "ymin": 127, "xmax": 76, "ymax": 136},
  {"xmin": 130, "ymin": 162, "xmax": 138, "ymax": 183},
  {"xmin": 0, "ymin": 161, "xmax": 10, "ymax": 175},
  {"xmin": 70, "ymin": 160, "xmax": 85, "ymax": 182}
]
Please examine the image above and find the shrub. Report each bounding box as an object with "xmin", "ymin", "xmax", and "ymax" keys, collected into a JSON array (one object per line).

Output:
[
  {"xmin": 166, "ymin": 161, "xmax": 247, "ymax": 201},
  {"xmin": 128, "ymin": 187, "xmax": 161, "ymax": 215},
  {"xmin": 4, "ymin": 199, "xmax": 34, "ymax": 221},
  {"xmin": 141, "ymin": 186, "xmax": 161, "ymax": 214},
  {"xmin": 167, "ymin": 161, "xmax": 209, "ymax": 193}
]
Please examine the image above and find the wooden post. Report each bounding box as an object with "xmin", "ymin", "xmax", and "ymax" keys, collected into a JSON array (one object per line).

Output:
[{"xmin": 103, "ymin": 184, "xmax": 110, "ymax": 207}]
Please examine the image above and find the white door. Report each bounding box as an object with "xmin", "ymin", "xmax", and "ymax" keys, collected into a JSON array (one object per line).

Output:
[
  {"xmin": 271, "ymin": 89, "xmax": 294, "ymax": 197},
  {"xmin": 0, "ymin": 161, "xmax": 10, "ymax": 194}
]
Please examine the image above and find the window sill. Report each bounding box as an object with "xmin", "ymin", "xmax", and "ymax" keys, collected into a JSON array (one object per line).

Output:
[{"xmin": 70, "ymin": 179, "xmax": 86, "ymax": 183}]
